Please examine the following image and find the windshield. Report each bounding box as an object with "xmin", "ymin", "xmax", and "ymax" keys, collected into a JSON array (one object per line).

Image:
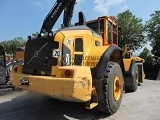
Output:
[
  {"xmin": 123, "ymin": 52, "xmax": 131, "ymax": 59},
  {"xmin": 87, "ymin": 20, "xmax": 104, "ymax": 33}
]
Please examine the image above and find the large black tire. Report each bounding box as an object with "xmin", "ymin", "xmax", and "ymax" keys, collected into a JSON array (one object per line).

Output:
[
  {"xmin": 95, "ymin": 62, "xmax": 124, "ymax": 115},
  {"xmin": 124, "ymin": 61, "xmax": 139, "ymax": 92},
  {"xmin": 136, "ymin": 63, "xmax": 143, "ymax": 83}
]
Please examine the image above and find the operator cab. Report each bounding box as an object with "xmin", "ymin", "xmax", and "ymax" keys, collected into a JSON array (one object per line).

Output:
[
  {"xmin": 87, "ymin": 16, "xmax": 118, "ymax": 46},
  {"xmin": 123, "ymin": 52, "xmax": 132, "ymax": 59},
  {"xmin": 0, "ymin": 45, "xmax": 6, "ymax": 84},
  {"xmin": 122, "ymin": 44, "xmax": 132, "ymax": 59}
]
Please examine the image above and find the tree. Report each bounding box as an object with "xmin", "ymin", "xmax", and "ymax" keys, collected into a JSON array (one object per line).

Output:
[
  {"xmin": 0, "ymin": 37, "xmax": 26, "ymax": 54},
  {"xmin": 117, "ymin": 10, "xmax": 145, "ymax": 51},
  {"xmin": 139, "ymin": 47, "xmax": 152, "ymax": 62},
  {"xmin": 145, "ymin": 10, "xmax": 160, "ymax": 56},
  {"xmin": 32, "ymin": 32, "xmax": 39, "ymax": 36}
]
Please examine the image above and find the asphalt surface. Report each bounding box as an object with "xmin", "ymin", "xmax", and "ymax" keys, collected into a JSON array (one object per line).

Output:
[{"xmin": 0, "ymin": 79, "xmax": 160, "ymax": 120}]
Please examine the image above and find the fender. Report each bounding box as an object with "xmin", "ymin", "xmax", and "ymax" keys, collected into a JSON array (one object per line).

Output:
[
  {"xmin": 91, "ymin": 45, "xmax": 125, "ymax": 79},
  {"xmin": 123, "ymin": 59, "xmax": 136, "ymax": 77}
]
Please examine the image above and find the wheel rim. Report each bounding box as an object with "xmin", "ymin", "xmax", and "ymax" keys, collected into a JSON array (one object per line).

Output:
[{"xmin": 114, "ymin": 76, "xmax": 122, "ymax": 101}]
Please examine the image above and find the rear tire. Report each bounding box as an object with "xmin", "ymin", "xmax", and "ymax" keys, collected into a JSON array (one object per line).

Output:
[
  {"xmin": 125, "ymin": 61, "xmax": 139, "ymax": 92},
  {"xmin": 95, "ymin": 62, "xmax": 124, "ymax": 115}
]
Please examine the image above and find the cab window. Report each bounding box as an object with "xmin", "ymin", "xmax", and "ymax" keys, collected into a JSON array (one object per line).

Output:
[{"xmin": 123, "ymin": 52, "xmax": 131, "ymax": 59}]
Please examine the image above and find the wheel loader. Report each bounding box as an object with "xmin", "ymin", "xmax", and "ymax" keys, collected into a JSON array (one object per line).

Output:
[
  {"xmin": 122, "ymin": 44, "xmax": 145, "ymax": 91},
  {"xmin": 123, "ymin": 44, "xmax": 145, "ymax": 81},
  {"xmin": 0, "ymin": 45, "xmax": 25, "ymax": 91},
  {"xmin": 10, "ymin": 0, "xmax": 144, "ymax": 115},
  {"xmin": 0, "ymin": 45, "xmax": 13, "ymax": 90}
]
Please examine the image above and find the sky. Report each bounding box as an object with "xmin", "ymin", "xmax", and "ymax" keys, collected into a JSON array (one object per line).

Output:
[{"xmin": 0, "ymin": 0, "xmax": 160, "ymax": 53}]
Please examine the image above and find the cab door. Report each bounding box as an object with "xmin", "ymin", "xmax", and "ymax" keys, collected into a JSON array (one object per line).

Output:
[{"xmin": 0, "ymin": 46, "xmax": 6, "ymax": 84}]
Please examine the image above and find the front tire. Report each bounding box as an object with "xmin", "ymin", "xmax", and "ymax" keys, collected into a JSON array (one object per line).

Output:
[{"xmin": 95, "ymin": 62, "xmax": 124, "ymax": 115}]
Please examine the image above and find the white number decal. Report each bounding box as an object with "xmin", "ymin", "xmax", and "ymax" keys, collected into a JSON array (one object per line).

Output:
[
  {"xmin": 64, "ymin": 54, "xmax": 70, "ymax": 65},
  {"xmin": 52, "ymin": 49, "xmax": 61, "ymax": 58},
  {"xmin": 66, "ymin": 38, "xmax": 72, "ymax": 46}
]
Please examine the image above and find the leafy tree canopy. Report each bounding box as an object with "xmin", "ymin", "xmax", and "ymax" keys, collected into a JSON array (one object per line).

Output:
[
  {"xmin": 32, "ymin": 32, "xmax": 39, "ymax": 36},
  {"xmin": 0, "ymin": 37, "xmax": 26, "ymax": 54},
  {"xmin": 0, "ymin": 32, "xmax": 39, "ymax": 54},
  {"xmin": 145, "ymin": 10, "xmax": 160, "ymax": 56},
  {"xmin": 117, "ymin": 10, "xmax": 146, "ymax": 51},
  {"xmin": 139, "ymin": 47, "xmax": 152, "ymax": 62}
]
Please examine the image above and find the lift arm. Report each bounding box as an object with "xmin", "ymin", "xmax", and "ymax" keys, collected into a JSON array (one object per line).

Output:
[{"xmin": 40, "ymin": 0, "xmax": 76, "ymax": 33}]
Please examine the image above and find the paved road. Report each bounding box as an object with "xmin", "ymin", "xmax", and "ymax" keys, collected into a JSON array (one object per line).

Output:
[{"xmin": 0, "ymin": 79, "xmax": 160, "ymax": 120}]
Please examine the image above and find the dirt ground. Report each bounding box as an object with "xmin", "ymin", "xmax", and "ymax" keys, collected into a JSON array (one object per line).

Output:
[{"xmin": 0, "ymin": 79, "xmax": 160, "ymax": 120}]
